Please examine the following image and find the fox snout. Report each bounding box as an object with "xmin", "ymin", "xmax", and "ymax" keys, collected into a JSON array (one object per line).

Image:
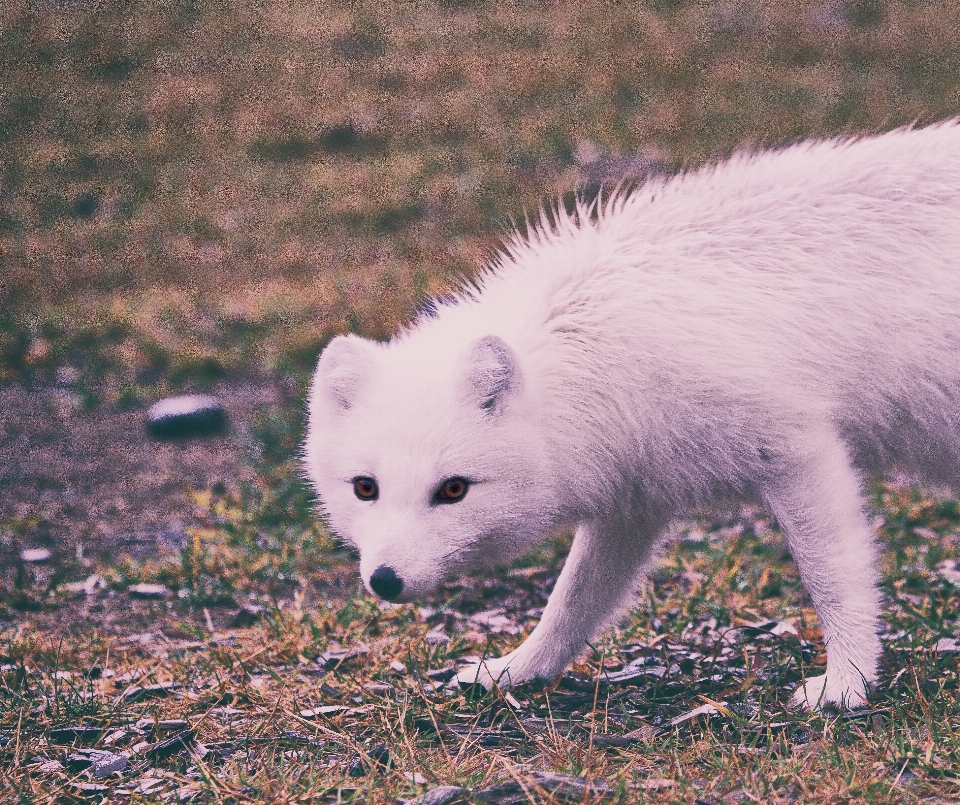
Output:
[{"xmin": 368, "ymin": 564, "xmax": 404, "ymax": 601}]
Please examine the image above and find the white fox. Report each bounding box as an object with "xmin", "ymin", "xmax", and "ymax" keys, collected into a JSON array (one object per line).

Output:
[{"xmin": 305, "ymin": 121, "xmax": 960, "ymax": 710}]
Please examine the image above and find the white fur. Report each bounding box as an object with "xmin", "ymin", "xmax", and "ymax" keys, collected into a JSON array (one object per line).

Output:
[{"xmin": 305, "ymin": 121, "xmax": 960, "ymax": 711}]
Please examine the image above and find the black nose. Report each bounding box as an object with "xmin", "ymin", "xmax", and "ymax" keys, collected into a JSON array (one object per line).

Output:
[{"xmin": 369, "ymin": 565, "xmax": 404, "ymax": 600}]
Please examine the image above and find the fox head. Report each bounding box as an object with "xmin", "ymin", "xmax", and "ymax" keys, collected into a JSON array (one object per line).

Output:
[{"xmin": 304, "ymin": 326, "xmax": 559, "ymax": 601}]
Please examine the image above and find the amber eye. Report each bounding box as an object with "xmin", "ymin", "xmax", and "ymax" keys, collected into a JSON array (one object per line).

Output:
[
  {"xmin": 435, "ymin": 477, "xmax": 469, "ymax": 504},
  {"xmin": 353, "ymin": 476, "xmax": 379, "ymax": 501}
]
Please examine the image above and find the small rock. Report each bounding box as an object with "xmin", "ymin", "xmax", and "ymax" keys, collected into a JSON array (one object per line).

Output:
[
  {"xmin": 131, "ymin": 777, "xmax": 168, "ymax": 795},
  {"xmin": 144, "ymin": 729, "xmax": 195, "ymax": 761},
  {"xmin": 369, "ymin": 743, "xmax": 392, "ymax": 768},
  {"xmin": 403, "ymin": 771, "xmax": 429, "ymax": 785},
  {"xmin": 468, "ymin": 609, "xmax": 521, "ymax": 635},
  {"xmin": 937, "ymin": 559, "xmax": 960, "ymax": 585},
  {"xmin": 123, "ymin": 681, "xmax": 182, "ymax": 702},
  {"xmin": 156, "ymin": 719, "xmax": 190, "ymax": 733},
  {"xmin": 128, "ymin": 583, "xmax": 169, "ymax": 598},
  {"xmin": 348, "ymin": 744, "xmax": 392, "ymax": 778},
  {"xmin": 424, "ymin": 629, "xmax": 449, "ymax": 646},
  {"xmin": 299, "ymin": 705, "xmax": 348, "ymax": 719},
  {"xmin": 348, "ymin": 757, "xmax": 367, "ymax": 777},
  {"xmin": 230, "ymin": 604, "xmax": 264, "ymax": 628},
  {"xmin": 93, "ymin": 752, "xmax": 128, "ymax": 778},
  {"xmin": 410, "ymin": 786, "xmax": 470, "ymax": 805},
  {"xmin": 363, "ymin": 682, "xmax": 394, "ymax": 696},
  {"xmin": 637, "ymin": 778, "xmax": 677, "ymax": 791},
  {"xmin": 318, "ymin": 642, "xmax": 370, "ymax": 668},
  {"xmin": 390, "ymin": 659, "xmax": 407, "ymax": 673},
  {"xmin": 64, "ymin": 749, "xmax": 116, "ymax": 772},
  {"xmin": 319, "ymin": 682, "xmax": 343, "ymax": 699},
  {"xmin": 475, "ymin": 771, "xmax": 612, "ymax": 803},
  {"xmin": 113, "ymin": 667, "xmax": 148, "ymax": 687},
  {"xmin": 103, "ymin": 728, "xmax": 133, "ymax": 746},
  {"xmin": 147, "ymin": 395, "xmax": 227, "ymax": 439},
  {"xmin": 574, "ymin": 139, "xmax": 601, "ymax": 166},
  {"xmin": 426, "ymin": 666, "xmax": 456, "ymax": 682},
  {"xmin": 935, "ymin": 637, "xmax": 959, "ymax": 653},
  {"xmin": 70, "ymin": 782, "xmax": 111, "ymax": 797},
  {"xmin": 20, "ymin": 548, "xmax": 51, "ymax": 563},
  {"xmin": 601, "ymin": 667, "xmax": 652, "ymax": 685},
  {"xmin": 48, "ymin": 726, "xmax": 105, "ymax": 745}
]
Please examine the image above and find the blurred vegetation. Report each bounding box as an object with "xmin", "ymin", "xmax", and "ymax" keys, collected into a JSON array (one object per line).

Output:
[{"xmin": 2, "ymin": 0, "xmax": 960, "ymax": 383}]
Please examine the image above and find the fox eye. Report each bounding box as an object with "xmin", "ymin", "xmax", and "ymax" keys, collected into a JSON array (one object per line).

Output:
[
  {"xmin": 353, "ymin": 476, "xmax": 379, "ymax": 501},
  {"xmin": 435, "ymin": 477, "xmax": 469, "ymax": 504}
]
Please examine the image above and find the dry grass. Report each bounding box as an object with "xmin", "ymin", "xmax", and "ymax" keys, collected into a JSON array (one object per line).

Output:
[
  {"xmin": 2, "ymin": 479, "xmax": 960, "ymax": 803},
  {"xmin": 3, "ymin": 0, "xmax": 960, "ymax": 365}
]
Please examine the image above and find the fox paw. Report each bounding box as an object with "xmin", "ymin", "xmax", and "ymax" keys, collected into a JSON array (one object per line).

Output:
[
  {"xmin": 456, "ymin": 655, "xmax": 521, "ymax": 691},
  {"xmin": 790, "ymin": 673, "xmax": 869, "ymax": 712}
]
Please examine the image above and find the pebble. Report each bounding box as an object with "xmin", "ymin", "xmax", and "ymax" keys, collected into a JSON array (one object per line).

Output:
[
  {"xmin": 403, "ymin": 771, "xmax": 429, "ymax": 785},
  {"xmin": 123, "ymin": 681, "xmax": 182, "ymax": 702},
  {"xmin": 425, "ymin": 667, "xmax": 456, "ymax": 682},
  {"xmin": 318, "ymin": 642, "xmax": 370, "ymax": 668},
  {"xmin": 128, "ymin": 583, "xmax": 170, "ymax": 598},
  {"xmin": 348, "ymin": 744, "xmax": 392, "ymax": 777},
  {"xmin": 424, "ymin": 629, "xmax": 449, "ymax": 646},
  {"xmin": 64, "ymin": 749, "xmax": 118, "ymax": 773},
  {"xmin": 369, "ymin": 744, "xmax": 392, "ymax": 767},
  {"xmin": 48, "ymin": 726, "xmax": 105, "ymax": 745},
  {"xmin": 64, "ymin": 574, "xmax": 105, "ymax": 596},
  {"xmin": 144, "ymin": 729, "xmax": 195, "ymax": 761},
  {"xmin": 156, "ymin": 719, "xmax": 190, "ymax": 733},
  {"xmin": 70, "ymin": 783, "xmax": 111, "ymax": 796},
  {"xmin": 409, "ymin": 786, "xmax": 470, "ymax": 805},
  {"xmin": 298, "ymin": 705, "xmax": 347, "ymax": 719},
  {"xmin": 147, "ymin": 395, "xmax": 227, "ymax": 439},
  {"xmin": 20, "ymin": 548, "xmax": 52, "ymax": 563},
  {"xmin": 93, "ymin": 752, "xmax": 129, "ymax": 778},
  {"xmin": 230, "ymin": 604, "xmax": 264, "ymax": 628},
  {"xmin": 475, "ymin": 772, "xmax": 611, "ymax": 803}
]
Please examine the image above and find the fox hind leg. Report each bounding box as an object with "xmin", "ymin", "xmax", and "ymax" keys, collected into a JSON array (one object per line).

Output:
[{"xmin": 762, "ymin": 426, "xmax": 881, "ymax": 710}]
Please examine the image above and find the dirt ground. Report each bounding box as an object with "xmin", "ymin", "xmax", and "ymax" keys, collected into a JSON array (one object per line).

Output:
[{"xmin": 0, "ymin": 378, "xmax": 291, "ymax": 570}]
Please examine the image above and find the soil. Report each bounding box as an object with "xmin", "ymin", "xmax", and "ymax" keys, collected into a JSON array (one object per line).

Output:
[
  {"xmin": 0, "ymin": 377, "xmax": 322, "ymax": 636},
  {"xmin": 0, "ymin": 379, "xmax": 295, "ymax": 564}
]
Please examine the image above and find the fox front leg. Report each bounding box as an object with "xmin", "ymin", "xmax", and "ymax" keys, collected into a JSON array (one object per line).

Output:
[{"xmin": 457, "ymin": 515, "xmax": 660, "ymax": 690}]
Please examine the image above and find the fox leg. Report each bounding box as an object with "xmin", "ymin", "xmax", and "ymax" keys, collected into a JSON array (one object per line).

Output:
[
  {"xmin": 761, "ymin": 426, "xmax": 881, "ymax": 710},
  {"xmin": 457, "ymin": 515, "xmax": 658, "ymax": 690}
]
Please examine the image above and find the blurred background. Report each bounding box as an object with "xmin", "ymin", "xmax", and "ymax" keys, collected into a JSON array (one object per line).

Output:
[{"xmin": 2, "ymin": 0, "xmax": 960, "ymax": 620}]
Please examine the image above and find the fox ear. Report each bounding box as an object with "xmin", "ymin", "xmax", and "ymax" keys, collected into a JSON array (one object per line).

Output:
[
  {"xmin": 313, "ymin": 335, "xmax": 373, "ymax": 411},
  {"xmin": 464, "ymin": 335, "xmax": 519, "ymax": 416}
]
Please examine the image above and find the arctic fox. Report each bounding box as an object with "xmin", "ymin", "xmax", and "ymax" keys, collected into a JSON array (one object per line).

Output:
[{"xmin": 305, "ymin": 121, "xmax": 960, "ymax": 711}]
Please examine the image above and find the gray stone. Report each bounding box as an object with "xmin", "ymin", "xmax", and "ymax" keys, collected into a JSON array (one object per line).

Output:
[
  {"xmin": 147, "ymin": 395, "xmax": 227, "ymax": 439},
  {"xmin": 93, "ymin": 752, "xmax": 128, "ymax": 777},
  {"xmin": 411, "ymin": 786, "xmax": 471, "ymax": 805},
  {"xmin": 128, "ymin": 582, "xmax": 169, "ymax": 598}
]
